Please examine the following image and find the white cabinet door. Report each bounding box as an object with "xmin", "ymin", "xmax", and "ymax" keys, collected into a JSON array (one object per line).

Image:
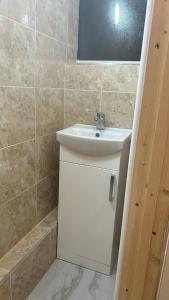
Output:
[{"xmin": 57, "ymin": 161, "xmax": 118, "ymax": 274}]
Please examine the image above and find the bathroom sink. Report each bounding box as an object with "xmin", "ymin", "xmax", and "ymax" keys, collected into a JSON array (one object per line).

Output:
[{"xmin": 56, "ymin": 124, "xmax": 131, "ymax": 156}]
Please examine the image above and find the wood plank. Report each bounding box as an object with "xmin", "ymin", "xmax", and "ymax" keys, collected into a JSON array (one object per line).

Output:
[
  {"xmin": 132, "ymin": 42, "xmax": 169, "ymax": 300},
  {"xmin": 117, "ymin": 0, "xmax": 169, "ymax": 299},
  {"xmin": 156, "ymin": 233, "xmax": 169, "ymax": 300},
  {"xmin": 143, "ymin": 128, "xmax": 169, "ymax": 299}
]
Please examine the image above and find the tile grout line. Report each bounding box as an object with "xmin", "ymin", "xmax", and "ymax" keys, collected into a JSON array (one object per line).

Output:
[
  {"xmin": 37, "ymin": 170, "xmax": 58, "ymax": 185},
  {"xmin": 63, "ymin": 64, "xmax": 66, "ymax": 128},
  {"xmin": 0, "ymin": 12, "xmax": 71, "ymax": 48},
  {"xmin": 0, "ymin": 84, "xmax": 137, "ymax": 94},
  {"xmin": 64, "ymin": 88, "xmax": 137, "ymax": 94},
  {"xmin": 9, "ymin": 272, "xmax": 12, "ymax": 300},
  {"xmin": 0, "ymin": 184, "xmax": 36, "ymax": 210},
  {"xmin": 0, "ymin": 85, "xmax": 65, "ymax": 90},
  {"xmin": 0, "ymin": 131, "xmax": 60, "ymax": 152},
  {"xmin": 63, "ymin": 0, "xmax": 70, "ymax": 128},
  {"xmin": 0, "ymin": 171, "xmax": 57, "ymax": 211},
  {"xmin": 0, "ymin": 138, "xmax": 36, "ymax": 151},
  {"xmin": 36, "ymin": 29, "xmax": 68, "ymax": 48},
  {"xmin": 34, "ymin": 0, "xmax": 38, "ymax": 221},
  {"xmin": 49, "ymin": 230, "xmax": 52, "ymax": 266},
  {"xmin": 100, "ymin": 65, "xmax": 104, "ymax": 112}
]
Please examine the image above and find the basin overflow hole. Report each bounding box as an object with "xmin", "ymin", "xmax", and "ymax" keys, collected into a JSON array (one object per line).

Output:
[{"xmin": 96, "ymin": 133, "xmax": 100, "ymax": 138}]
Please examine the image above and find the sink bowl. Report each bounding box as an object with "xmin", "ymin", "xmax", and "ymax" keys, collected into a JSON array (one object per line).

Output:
[{"xmin": 56, "ymin": 124, "xmax": 131, "ymax": 156}]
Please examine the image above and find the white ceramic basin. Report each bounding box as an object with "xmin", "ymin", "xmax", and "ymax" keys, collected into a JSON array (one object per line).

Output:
[{"xmin": 56, "ymin": 124, "xmax": 131, "ymax": 156}]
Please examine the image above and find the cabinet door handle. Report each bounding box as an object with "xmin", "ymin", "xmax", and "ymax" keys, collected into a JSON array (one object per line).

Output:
[{"xmin": 109, "ymin": 175, "xmax": 115, "ymax": 202}]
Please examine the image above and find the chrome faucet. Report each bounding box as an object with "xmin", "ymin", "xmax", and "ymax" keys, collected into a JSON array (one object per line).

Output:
[{"xmin": 94, "ymin": 112, "xmax": 105, "ymax": 130}]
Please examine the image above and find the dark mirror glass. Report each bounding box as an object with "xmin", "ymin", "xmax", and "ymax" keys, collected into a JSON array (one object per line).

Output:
[{"xmin": 78, "ymin": 0, "xmax": 147, "ymax": 61}]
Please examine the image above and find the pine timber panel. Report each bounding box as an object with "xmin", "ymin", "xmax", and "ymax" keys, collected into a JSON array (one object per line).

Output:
[{"xmin": 117, "ymin": 1, "xmax": 169, "ymax": 299}]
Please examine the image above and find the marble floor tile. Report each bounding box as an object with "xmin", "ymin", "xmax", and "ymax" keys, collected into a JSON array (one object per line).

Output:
[
  {"xmin": 27, "ymin": 295, "xmax": 42, "ymax": 300},
  {"xmin": 27, "ymin": 259, "xmax": 116, "ymax": 300}
]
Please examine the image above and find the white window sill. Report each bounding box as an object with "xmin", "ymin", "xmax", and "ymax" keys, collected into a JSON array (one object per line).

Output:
[{"xmin": 76, "ymin": 60, "xmax": 140, "ymax": 65}]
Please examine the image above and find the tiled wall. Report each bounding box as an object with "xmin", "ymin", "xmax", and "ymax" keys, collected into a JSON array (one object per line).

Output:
[
  {"xmin": 0, "ymin": 0, "xmax": 139, "ymax": 263},
  {"xmin": 0, "ymin": 1, "xmax": 139, "ymax": 298},
  {"xmin": 64, "ymin": 63, "xmax": 139, "ymax": 128},
  {"xmin": 0, "ymin": 210, "xmax": 57, "ymax": 300},
  {"xmin": 0, "ymin": 0, "xmax": 79, "ymax": 259}
]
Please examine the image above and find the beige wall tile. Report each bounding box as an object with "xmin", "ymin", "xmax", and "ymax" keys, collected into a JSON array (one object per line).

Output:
[
  {"xmin": 0, "ymin": 141, "xmax": 35, "ymax": 206},
  {"xmin": 50, "ymin": 226, "xmax": 57, "ymax": 263},
  {"xmin": 65, "ymin": 64, "xmax": 102, "ymax": 90},
  {"xmin": 36, "ymin": 32, "xmax": 66, "ymax": 62},
  {"xmin": 0, "ymin": 268, "xmax": 9, "ymax": 282},
  {"xmin": 0, "ymin": 186, "xmax": 36, "ymax": 258},
  {"xmin": 35, "ymin": 62, "xmax": 64, "ymax": 88},
  {"xmin": 40, "ymin": 209, "xmax": 57, "ymax": 230},
  {"xmin": 66, "ymin": 46, "xmax": 77, "ymax": 63},
  {"xmin": 23, "ymin": 227, "xmax": 49, "ymax": 250},
  {"xmin": 0, "ymin": 275, "xmax": 11, "ymax": 300},
  {"xmin": 0, "ymin": 87, "xmax": 35, "ymax": 148},
  {"xmin": 0, "ymin": 16, "xmax": 35, "ymax": 59},
  {"xmin": 37, "ymin": 173, "xmax": 58, "ymax": 222},
  {"xmin": 30, "ymin": 234, "xmax": 50, "ymax": 283},
  {"xmin": 36, "ymin": 0, "xmax": 67, "ymax": 42},
  {"xmin": 10, "ymin": 0, "xmax": 35, "ymax": 28},
  {"xmin": 36, "ymin": 135, "xmax": 59, "ymax": 180},
  {"xmin": 11, "ymin": 234, "xmax": 50, "ymax": 300},
  {"xmin": 101, "ymin": 92, "xmax": 136, "ymax": 129},
  {"xmin": 102, "ymin": 65, "xmax": 139, "ymax": 93},
  {"xmin": 0, "ymin": 16, "xmax": 35, "ymax": 86},
  {"xmin": 67, "ymin": 0, "xmax": 79, "ymax": 47},
  {"xmin": 0, "ymin": 1, "xmax": 35, "ymax": 28},
  {"xmin": 0, "ymin": 0, "xmax": 77, "ymax": 295},
  {"xmin": 0, "ymin": 55, "xmax": 35, "ymax": 87},
  {"xmin": 36, "ymin": 88, "xmax": 64, "ymax": 137},
  {"xmin": 1, "ymin": 0, "xmax": 36, "ymax": 28},
  {"xmin": 64, "ymin": 89, "xmax": 100, "ymax": 127}
]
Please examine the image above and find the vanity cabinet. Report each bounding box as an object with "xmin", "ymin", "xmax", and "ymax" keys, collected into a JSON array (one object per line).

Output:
[{"xmin": 57, "ymin": 143, "xmax": 130, "ymax": 275}]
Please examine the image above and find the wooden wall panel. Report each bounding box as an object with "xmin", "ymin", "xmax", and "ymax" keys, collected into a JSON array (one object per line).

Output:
[
  {"xmin": 143, "ymin": 116, "xmax": 169, "ymax": 299},
  {"xmin": 118, "ymin": 0, "xmax": 169, "ymax": 299},
  {"xmin": 156, "ymin": 232, "xmax": 169, "ymax": 300}
]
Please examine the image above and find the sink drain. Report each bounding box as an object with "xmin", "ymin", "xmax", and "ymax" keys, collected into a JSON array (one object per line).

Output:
[{"xmin": 95, "ymin": 133, "xmax": 100, "ymax": 138}]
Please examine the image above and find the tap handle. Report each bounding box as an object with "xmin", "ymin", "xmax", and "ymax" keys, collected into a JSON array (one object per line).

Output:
[
  {"xmin": 94, "ymin": 112, "xmax": 99, "ymax": 121},
  {"xmin": 100, "ymin": 113, "xmax": 105, "ymax": 121},
  {"xmin": 94, "ymin": 112, "xmax": 105, "ymax": 121}
]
